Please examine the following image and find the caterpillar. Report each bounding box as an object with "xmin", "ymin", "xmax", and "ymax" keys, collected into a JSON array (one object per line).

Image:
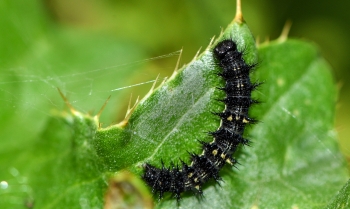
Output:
[{"xmin": 142, "ymin": 39, "xmax": 259, "ymax": 201}]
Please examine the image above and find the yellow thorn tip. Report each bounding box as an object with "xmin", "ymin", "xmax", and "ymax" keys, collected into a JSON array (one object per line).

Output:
[
  {"xmin": 278, "ymin": 20, "xmax": 292, "ymax": 42},
  {"xmin": 57, "ymin": 88, "xmax": 77, "ymax": 114},
  {"xmin": 96, "ymin": 95, "xmax": 111, "ymax": 118},
  {"xmin": 234, "ymin": 0, "xmax": 244, "ymax": 24}
]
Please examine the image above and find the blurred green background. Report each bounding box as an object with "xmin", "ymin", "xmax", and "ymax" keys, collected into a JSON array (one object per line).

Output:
[{"xmin": 1, "ymin": 0, "xmax": 349, "ymax": 170}]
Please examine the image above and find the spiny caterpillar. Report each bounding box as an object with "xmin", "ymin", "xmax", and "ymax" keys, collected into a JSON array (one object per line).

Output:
[{"xmin": 142, "ymin": 39, "xmax": 259, "ymax": 201}]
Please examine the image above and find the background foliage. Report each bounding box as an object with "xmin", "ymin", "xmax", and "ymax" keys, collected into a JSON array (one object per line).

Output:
[{"xmin": 0, "ymin": 0, "xmax": 349, "ymax": 208}]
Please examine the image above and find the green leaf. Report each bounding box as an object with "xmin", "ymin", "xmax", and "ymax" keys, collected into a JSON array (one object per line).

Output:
[
  {"xmin": 238, "ymin": 39, "xmax": 348, "ymax": 209},
  {"xmin": 1, "ymin": 1, "xmax": 348, "ymax": 209},
  {"xmin": 325, "ymin": 179, "xmax": 350, "ymax": 209}
]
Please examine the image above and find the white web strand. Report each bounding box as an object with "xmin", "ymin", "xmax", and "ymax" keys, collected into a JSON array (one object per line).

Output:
[
  {"xmin": 0, "ymin": 50, "xmax": 181, "ymax": 119},
  {"xmin": 111, "ymin": 80, "xmax": 157, "ymax": 92},
  {"xmin": 279, "ymin": 106, "xmax": 343, "ymax": 163}
]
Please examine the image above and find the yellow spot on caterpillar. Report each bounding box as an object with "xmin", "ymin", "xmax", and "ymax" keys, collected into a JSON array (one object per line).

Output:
[
  {"xmin": 226, "ymin": 159, "xmax": 233, "ymax": 165},
  {"xmin": 188, "ymin": 173, "xmax": 193, "ymax": 178},
  {"xmin": 236, "ymin": 115, "xmax": 240, "ymax": 120},
  {"xmin": 195, "ymin": 185, "xmax": 200, "ymax": 190},
  {"xmin": 212, "ymin": 150, "xmax": 218, "ymax": 156},
  {"xmin": 221, "ymin": 153, "xmax": 226, "ymax": 159},
  {"xmin": 194, "ymin": 178, "xmax": 199, "ymax": 183},
  {"xmin": 243, "ymin": 118, "xmax": 249, "ymax": 123},
  {"xmin": 227, "ymin": 115, "xmax": 233, "ymax": 121}
]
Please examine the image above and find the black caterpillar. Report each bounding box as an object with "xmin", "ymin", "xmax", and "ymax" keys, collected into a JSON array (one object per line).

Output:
[{"xmin": 142, "ymin": 39, "xmax": 259, "ymax": 201}]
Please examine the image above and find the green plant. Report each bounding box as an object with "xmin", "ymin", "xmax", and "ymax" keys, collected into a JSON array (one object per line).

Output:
[{"xmin": 0, "ymin": 1, "xmax": 349, "ymax": 209}]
